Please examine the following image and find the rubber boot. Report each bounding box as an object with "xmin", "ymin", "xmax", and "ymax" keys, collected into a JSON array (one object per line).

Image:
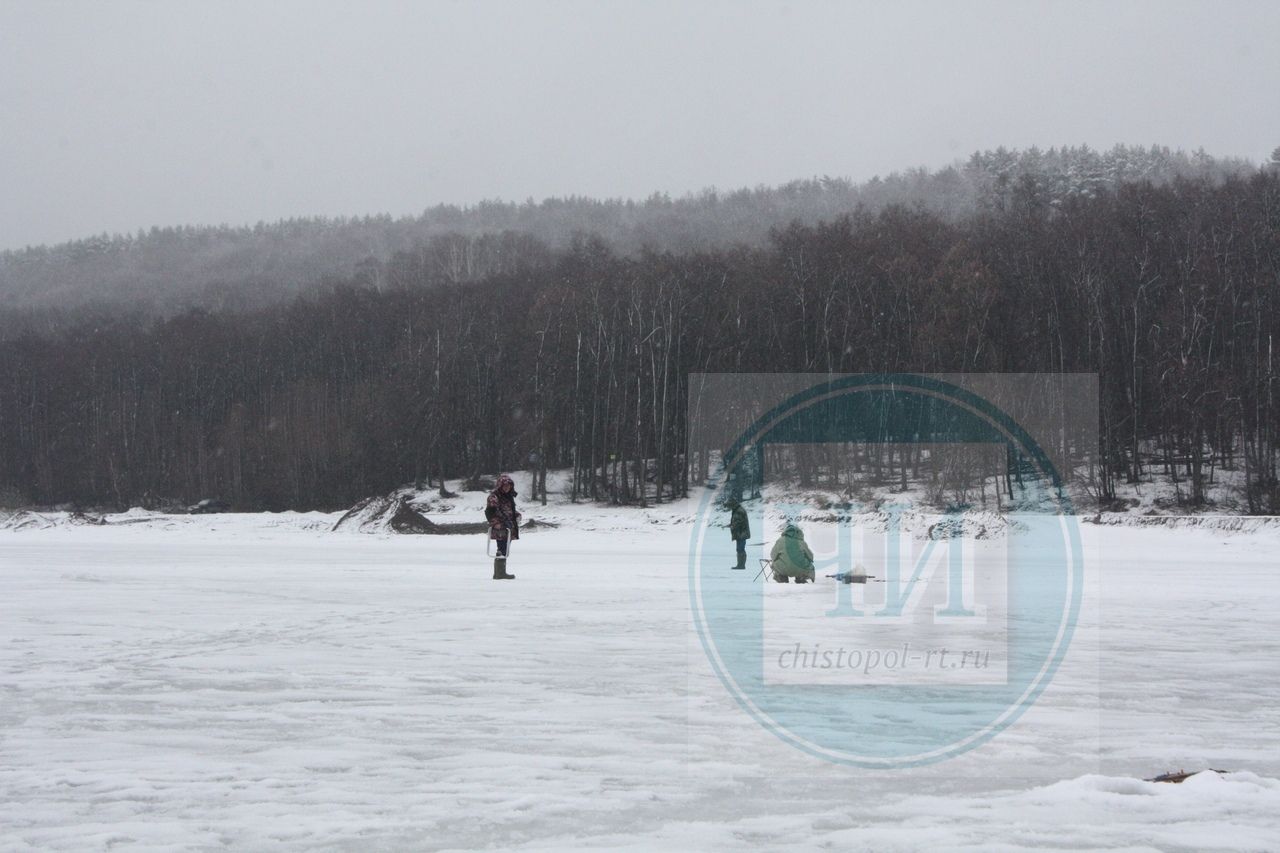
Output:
[
  {"xmin": 773, "ymin": 572, "xmax": 789, "ymax": 583},
  {"xmin": 493, "ymin": 558, "xmax": 515, "ymax": 580},
  {"xmin": 732, "ymin": 551, "xmax": 747, "ymax": 571}
]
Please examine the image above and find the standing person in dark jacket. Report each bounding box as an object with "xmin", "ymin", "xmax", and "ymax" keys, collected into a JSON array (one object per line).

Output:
[
  {"xmin": 485, "ymin": 474, "xmax": 520, "ymax": 580},
  {"xmin": 728, "ymin": 498, "xmax": 750, "ymax": 570}
]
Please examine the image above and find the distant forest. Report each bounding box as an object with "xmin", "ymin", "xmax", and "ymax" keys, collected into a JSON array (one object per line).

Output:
[
  {"xmin": 0, "ymin": 144, "xmax": 1262, "ymax": 316},
  {"xmin": 2, "ymin": 145, "xmax": 1279, "ymax": 513}
]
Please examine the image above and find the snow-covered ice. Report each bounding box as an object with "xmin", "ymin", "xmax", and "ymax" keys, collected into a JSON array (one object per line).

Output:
[{"xmin": 2, "ymin": 496, "xmax": 1278, "ymax": 851}]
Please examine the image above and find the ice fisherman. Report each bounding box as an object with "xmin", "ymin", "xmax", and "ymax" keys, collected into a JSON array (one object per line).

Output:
[
  {"xmin": 728, "ymin": 497, "xmax": 750, "ymax": 570},
  {"xmin": 769, "ymin": 523, "xmax": 815, "ymax": 583},
  {"xmin": 485, "ymin": 474, "xmax": 520, "ymax": 580}
]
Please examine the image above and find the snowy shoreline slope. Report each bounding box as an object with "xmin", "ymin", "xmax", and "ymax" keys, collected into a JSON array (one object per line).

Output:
[
  {"xmin": 5, "ymin": 464, "xmax": 1279, "ymax": 538},
  {"xmin": 2, "ymin": 481, "xmax": 1279, "ymax": 850}
]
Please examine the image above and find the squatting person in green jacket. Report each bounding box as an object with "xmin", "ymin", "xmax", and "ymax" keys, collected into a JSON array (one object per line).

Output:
[
  {"xmin": 728, "ymin": 498, "xmax": 750, "ymax": 571},
  {"xmin": 769, "ymin": 523, "xmax": 815, "ymax": 583}
]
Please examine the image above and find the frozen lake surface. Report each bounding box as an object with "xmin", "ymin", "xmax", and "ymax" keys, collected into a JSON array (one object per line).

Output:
[{"xmin": 2, "ymin": 509, "xmax": 1278, "ymax": 851}]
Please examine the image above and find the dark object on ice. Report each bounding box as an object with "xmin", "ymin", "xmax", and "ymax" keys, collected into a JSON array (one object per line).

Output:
[
  {"xmin": 1145, "ymin": 768, "xmax": 1232, "ymax": 783},
  {"xmin": 828, "ymin": 571, "xmax": 877, "ymax": 584},
  {"xmin": 187, "ymin": 498, "xmax": 230, "ymax": 514}
]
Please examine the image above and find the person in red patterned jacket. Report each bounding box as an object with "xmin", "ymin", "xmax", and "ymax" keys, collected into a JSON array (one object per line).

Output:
[{"xmin": 485, "ymin": 474, "xmax": 521, "ymax": 580}]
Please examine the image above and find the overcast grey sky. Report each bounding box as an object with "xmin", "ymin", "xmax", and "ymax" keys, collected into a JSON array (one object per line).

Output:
[{"xmin": 2, "ymin": 0, "xmax": 1278, "ymax": 251}]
